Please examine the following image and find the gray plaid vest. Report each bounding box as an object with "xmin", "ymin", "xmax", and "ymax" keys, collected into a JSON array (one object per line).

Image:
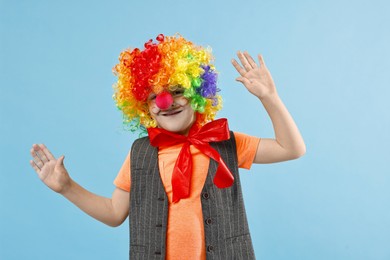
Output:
[{"xmin": 129, "ymin": 132, "xmax": 255, "ymax": 259}]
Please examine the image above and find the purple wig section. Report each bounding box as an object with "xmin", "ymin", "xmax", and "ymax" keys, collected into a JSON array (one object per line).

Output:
[{"xmin": 198, "ymin": 65, "xmax": 219, "ymax": 100}]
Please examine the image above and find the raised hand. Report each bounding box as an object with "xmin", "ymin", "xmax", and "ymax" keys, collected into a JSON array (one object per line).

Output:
[
  {"xmin": 231, "ymin": 51, "xmax": 277, "ymax": 100},
  {"xmin": 30, "ymin": 144, "xmax": 71, "ymax": 194}
]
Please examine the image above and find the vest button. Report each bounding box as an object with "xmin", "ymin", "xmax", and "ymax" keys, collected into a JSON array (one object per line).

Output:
[
  {"xmin": 155, "ymin": 251, "xmax": 161, "ymax": 255},
  {"xmin": 202, "ymin": 192, "xmax": 210, "ymax": 199},
  {"xmin": 207, "ymin": 245, "xmax": 214, "ymax": 252},
  {"xmin": 205, "ymin": 218, "xmax": 212, "ymax": 225},
  {"xmin": 156, "ymin": 224, "xmax": 163, "ymax": 227},
  {"xmin": 158, "ymin": 197, "xmax": 165, "ymax": 201}
]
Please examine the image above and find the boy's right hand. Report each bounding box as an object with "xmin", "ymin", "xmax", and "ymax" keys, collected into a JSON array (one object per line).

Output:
[{"xmin": 30, "ymin": 144, "xmax": 71, "ymax": 194}]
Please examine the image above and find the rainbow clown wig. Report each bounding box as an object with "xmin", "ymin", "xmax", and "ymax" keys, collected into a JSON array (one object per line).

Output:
[{"xmin": 112, "ymin": 34, "xmax": 222, "ymax": 133}]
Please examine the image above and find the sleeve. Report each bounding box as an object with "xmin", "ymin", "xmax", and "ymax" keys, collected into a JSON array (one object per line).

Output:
[
  {"xmin": 113, "ymin": 152, "xmax": 131, "ymax": 192},
  {"xmin": 234, "ymin": 132, "xmax": 261, "ymax": 170}
]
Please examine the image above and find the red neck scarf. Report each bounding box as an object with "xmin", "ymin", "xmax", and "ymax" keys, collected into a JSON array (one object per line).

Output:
[{"xmin": 147, "ymin": 118, "xmax": 234, "ymax": 203}]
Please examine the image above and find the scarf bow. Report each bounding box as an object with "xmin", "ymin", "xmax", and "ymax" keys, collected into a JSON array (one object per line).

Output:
[{"xmin": 147, "ymin": 118, "xmax": 234, "ymax": 203}]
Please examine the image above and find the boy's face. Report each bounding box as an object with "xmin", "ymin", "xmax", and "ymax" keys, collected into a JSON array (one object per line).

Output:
[{"xmin": 148, "ymin": 88, "xmax": 196, "ymax": 136}]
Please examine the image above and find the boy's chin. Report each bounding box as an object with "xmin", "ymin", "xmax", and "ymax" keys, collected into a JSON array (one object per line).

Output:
[{"xmin": 155, "ymin": 113, "xmax": 196, "ymax": 135}]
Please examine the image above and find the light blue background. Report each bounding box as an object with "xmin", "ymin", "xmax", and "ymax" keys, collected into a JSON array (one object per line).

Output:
[{"xmin": 1, "ymin": 0, "xmax": 389, "ymax": 259}]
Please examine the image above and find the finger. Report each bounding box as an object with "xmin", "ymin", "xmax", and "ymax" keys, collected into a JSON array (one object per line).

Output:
[
  {"xmin": 237, "ymin": 51, "xmax": 252, "ymax": 71},
  {"xmin": 30, "ymin": 147, "xmax": 43, "ymax": 167},
  {"xmin": 36, "ymin": 144, "xmax": 50, "ymax": 163},
  {"xmin": 39, "ymin": 144, "xmax": 55, "ymax": 161},
  {"xmin": 244, "ymin": 51, "xmax": 257, "ymax": 68},
  {"xmin": 57, "ymin": 155, "xmax": 65, "ymax": 167},
  {"xmin": 258, "ymin": 54, "xmax": 266, "ymax": 67},
  {"xmin": 30, "ymin": 160, "xmax": 41, "ymax": 173},
  {"xmin": 30, "ymin": 147, "xmax": 41, "ymax": 163},
  {"xmin": 231, "ymin": 59, "xmax": 247, "ymax": 76}
]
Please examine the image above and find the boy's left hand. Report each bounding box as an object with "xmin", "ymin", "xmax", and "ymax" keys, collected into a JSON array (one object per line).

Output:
[{"xmin": 231, "ymin": 52, "xmax": 277, "ymax": 100}]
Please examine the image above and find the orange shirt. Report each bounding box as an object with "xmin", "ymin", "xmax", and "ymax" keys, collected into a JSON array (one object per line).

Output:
[{"xmin": 114, "ymin": 132, "xmax": 260, "ymax": 260}]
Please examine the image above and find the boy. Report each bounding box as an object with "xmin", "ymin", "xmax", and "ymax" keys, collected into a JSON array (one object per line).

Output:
[{"xmin": 30, "ymin": 34, "xmax": 305, "ymax": 259}]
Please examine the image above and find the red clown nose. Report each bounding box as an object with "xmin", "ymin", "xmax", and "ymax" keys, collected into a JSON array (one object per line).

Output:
[{"xmin": 155, "ymin": 91, "xmax": 174, "ymax": 110}]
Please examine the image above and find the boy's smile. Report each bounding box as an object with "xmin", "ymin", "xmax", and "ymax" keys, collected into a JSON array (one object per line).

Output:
[
  {"xmin": 148, "ymin": 89, "xmax": 196, "ymax": 136},
  {"xmin": 159, "ymin": 107, "xmax": 182, "ymax": 116}
]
